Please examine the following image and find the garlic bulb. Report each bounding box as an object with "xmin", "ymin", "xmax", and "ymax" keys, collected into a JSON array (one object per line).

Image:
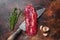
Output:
[{"xmin": 43, "ymin": 26, "xmax": 49, "ymax": 32}]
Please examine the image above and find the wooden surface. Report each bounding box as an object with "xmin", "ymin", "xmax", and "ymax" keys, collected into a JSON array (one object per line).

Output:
[
  {"xmin": 0, "ymin": 0, "xmax": 60, "ymax": 40},
  {"xmin": 17, "ymin": 0, "xmax": 60, "ymax": 40}
]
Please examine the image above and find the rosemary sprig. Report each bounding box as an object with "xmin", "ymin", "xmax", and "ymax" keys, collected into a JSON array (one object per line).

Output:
[{"xmin": 9, "ymin": 8, "xmax": 21, "ymax": 31}]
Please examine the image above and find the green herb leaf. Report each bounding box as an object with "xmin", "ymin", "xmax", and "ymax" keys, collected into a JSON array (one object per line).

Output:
[{"xmin": 9, "ymin": 8, "xmax": 18, "ymax": 31}]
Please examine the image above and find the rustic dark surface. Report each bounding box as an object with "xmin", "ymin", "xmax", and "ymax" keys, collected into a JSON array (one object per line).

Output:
[{"xmin": 0, "ymin": 0, "xmax": 60, "ymax": 40}]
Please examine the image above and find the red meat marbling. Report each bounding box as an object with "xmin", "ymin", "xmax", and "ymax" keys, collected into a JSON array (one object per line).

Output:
[{"xmin": 24, "ymin": 4, "xmax": 37, "ymax": 36}]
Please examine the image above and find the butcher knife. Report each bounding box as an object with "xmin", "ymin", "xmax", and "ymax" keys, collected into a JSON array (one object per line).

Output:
[{"xmin": 7, "ymin": 8, "xmax": 45, "ymax": 40}]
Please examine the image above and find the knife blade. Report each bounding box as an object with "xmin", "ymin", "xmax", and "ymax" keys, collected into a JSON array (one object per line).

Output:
[{"xmin": 7, "ymin": 8, "xmax": 45, "ymax": 40}]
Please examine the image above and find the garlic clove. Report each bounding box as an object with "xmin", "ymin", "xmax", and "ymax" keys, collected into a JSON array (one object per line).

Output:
[
  {"xmin": 43, "ymin": 33, "xmax": 48, "ymax": 37},
  {"xmin": 40, "ymin": 25, "xmax": 43, "ymax": 30}
]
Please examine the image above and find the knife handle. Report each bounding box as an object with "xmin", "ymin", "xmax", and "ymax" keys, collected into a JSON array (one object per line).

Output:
[{"xmin": 7, "ymin": 28, "xmax": 21, "ymax": 40}]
